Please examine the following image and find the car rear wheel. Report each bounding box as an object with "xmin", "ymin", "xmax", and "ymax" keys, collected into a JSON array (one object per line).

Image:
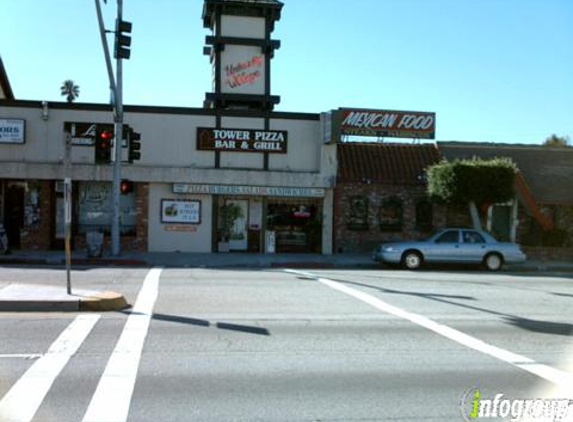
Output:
[
  {"xmin": 402, "ymin": 251, "xmax": 423, "ymax": 270},
  {"xmin": 484, "ymin": 253, "xmax": 503, "ymax": 271}
]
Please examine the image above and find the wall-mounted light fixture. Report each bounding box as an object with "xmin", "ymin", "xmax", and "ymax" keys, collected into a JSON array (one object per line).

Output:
[{"xmin": 41, "ymin": 101, "xmax": 49, "ymax": 121}]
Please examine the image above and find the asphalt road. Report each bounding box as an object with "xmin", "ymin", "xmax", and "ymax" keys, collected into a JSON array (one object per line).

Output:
[{"xmin": 0, "ymin": 266, "xmax": 572, "ymax": 422}]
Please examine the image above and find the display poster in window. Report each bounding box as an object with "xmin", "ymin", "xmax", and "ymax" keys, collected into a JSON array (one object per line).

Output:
[
  {"xmin": 161, "ymin": 199, "xmax": 201, "ymax": 224},
  {"xmin": 78, "ymin": 182, "xmax": 136, "ymax": 234}
]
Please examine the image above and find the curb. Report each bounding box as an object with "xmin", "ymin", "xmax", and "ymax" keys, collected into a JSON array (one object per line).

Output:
[
  {"xmin": 1, "ymin": 256, "xmax": 571, "ymax": 273},
  {"xmin": 79, "ymin": 291, "xmax": 129, "ymax": 312},
  {"xmin": 0, "ymin": 257, "xmax": 149, "ymax": 267},
  {"xmin": 0, "ymin": 287, "xmax": 129, "ymax": 313},
  {"xmin": 0, "ymin": 300, "xmax": 79, "ymax": 312}
]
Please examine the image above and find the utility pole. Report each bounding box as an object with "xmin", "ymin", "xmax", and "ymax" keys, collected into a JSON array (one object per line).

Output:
[{"xmin": 94, "ymin": 0, "xmax": 131, "ymax": 256}]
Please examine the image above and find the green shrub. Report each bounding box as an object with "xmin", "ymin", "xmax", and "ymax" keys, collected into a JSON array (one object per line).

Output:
[{"xmin": 427, "ymin": 157, "xmax": 517, "ymax": 205}]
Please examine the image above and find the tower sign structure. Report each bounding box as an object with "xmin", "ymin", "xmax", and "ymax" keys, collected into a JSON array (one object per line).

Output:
[{"xmin": 203, "ymin": 0, "xmax": 283, "ymax": 110}]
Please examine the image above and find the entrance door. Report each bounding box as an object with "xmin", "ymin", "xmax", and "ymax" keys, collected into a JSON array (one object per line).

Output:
[
  {"xmin": 4, "ymin": 185, "xmax": 25, "ymax": 249},
  {"xmin": 227, "ymin": 199, "xmax": 248, "ymax": 251},
  {"xmin": 491, "ymin": 205, "xmax": 511, "ymax": 242}
]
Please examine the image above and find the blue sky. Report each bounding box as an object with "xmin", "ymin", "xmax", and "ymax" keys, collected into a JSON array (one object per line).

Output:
[{"xmin": 1, "ymin": 0, "xmax": 571, "ymax": 144}]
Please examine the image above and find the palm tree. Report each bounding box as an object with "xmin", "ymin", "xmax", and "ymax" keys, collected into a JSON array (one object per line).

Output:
[{"xmin": 60, "ymin": 80, "xmax": 80, "ymax": 103}]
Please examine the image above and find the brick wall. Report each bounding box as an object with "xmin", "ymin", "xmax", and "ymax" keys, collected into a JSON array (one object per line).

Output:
[
  {"xmin": 133, "ymin": 182, "xmax": 149, "ymax": 251},
  {"xmin": 523, "ymin": 246, "xmax": 573, "ymax": 261},
  {"xmin": 20, "ymin": 180, "xmax": 52, "ymax": 250},
  {"xmin": 334, "ymin": 182, "xmax": 444, "ymax": 253}
]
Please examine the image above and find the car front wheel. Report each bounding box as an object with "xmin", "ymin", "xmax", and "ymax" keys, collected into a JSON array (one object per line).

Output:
[
  {"xmin": 402, "ymin": 251, "xmax": 423, "ymax": 270},
  {"xmin": 484, "ymin": 253, "xmax": 503, "ymax": 271}
]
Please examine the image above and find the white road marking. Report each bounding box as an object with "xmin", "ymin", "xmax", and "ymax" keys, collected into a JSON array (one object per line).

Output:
[
  {"xmin": 0, "ymin": 314, "xmax": 100, "ymax": 422},
  {"xmin": 0, "ymin": 354, "xmax": 42, "ymax": 359},
  {"xmin": 286, "ymin": 270, "xmax": 573, "ymax": 390},
  {"xmin": 82, "ymin": 267, "xmax": 163, "ymax": 422}
]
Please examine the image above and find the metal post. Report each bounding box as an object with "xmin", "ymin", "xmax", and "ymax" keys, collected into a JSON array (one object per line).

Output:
[
  {"xmin": 111, "ymin": 0, "xmax": 123, "ymax": 256},
  {"xmin": 94, "ymin": 0, "xmax": 117, "ymax": 106},
  {"xmin": 63, "ymin": 132, "xmax": 73, "ymax": 294}
]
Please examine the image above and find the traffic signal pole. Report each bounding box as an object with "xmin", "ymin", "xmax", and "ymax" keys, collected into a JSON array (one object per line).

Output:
[
  {"xmin": 111, "ymin": 0, "xmax": 124, "ymax": 256},
  {"xmin": 94, "ymin": 0, "xmax": 117, "ymax": 106},
  {"xmin": 94, "ymin": 0, "xmax": 131, "ymax": 256}
]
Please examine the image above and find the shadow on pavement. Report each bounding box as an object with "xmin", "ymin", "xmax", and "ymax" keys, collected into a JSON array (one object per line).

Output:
[
  {"xmin": 552, "ymin": 292, "xmax": 573, "ymax": 298},
  {"xmin": 329, "ymin": 278, "xmax": 573, "ymax": 337},
  {"xmin": 120, "ymin": 310, "xmax": 271, "ymax": 336},
  {"xmin": 503, "ymin": 316, "xmax": 573, "ymax": 336}
]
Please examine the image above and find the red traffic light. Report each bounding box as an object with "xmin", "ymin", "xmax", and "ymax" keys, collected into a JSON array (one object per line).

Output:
[
  {"xmin": 120, "ymin": 179, "xmax": 134, "ymax": 195},
  {"xmin": 99, "ymin": 130, "xmax": 113, "ymax": 140}
]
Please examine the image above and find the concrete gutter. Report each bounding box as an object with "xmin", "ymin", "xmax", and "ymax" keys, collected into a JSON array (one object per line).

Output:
[{"xmin": 0, "ymin": 251, "xmax": 572, "ymax": 272}]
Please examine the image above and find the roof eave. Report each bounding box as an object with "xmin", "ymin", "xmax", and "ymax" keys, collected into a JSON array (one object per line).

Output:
[{"xmin": 0, "ymin": 56, "xmax": 15, "ymax": 100}]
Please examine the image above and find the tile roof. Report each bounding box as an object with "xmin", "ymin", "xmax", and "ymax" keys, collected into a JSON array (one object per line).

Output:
[
  {"xmin": 203, "ymin": 0, "xmax": 283, "ymax": 29},
  {"xmin": 337, "ymin": 142, "xmax": 441, "ymax": 185},
  {"xmin": 438, "ymin": 142, "xmax": 573, "ymax": 205}
]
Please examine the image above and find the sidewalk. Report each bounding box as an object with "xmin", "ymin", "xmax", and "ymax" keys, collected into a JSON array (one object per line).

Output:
[{"xmin": 0, "ymin": 250, "xmax": 571, "ymax": 313}]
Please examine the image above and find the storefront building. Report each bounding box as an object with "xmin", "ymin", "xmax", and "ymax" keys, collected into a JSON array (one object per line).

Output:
[
  {"xmin": 0, "ymin": 0, "xmax": 336, "ymax": 254},
  {"xmin": 333, "ymin": 142, "xmax": 442, "ymax": 253}
]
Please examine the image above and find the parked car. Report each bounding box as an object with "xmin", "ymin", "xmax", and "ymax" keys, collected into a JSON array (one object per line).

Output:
[{"xmin": 372, "ymin": 228, "xmax": 526, "ymax": 271}]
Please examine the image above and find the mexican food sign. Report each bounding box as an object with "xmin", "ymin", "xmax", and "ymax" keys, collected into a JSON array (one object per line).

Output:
[{"xmin": 336, "ymin": 108, "xmax": 436, "ymax": 140}]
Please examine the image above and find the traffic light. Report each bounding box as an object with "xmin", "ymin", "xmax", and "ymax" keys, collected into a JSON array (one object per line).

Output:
[
  {"xmin": 114, "ymin": 19, "xmax": 132, "ymax": 59},
  {"xmin": 95, "ymin": 126, "xmax": 113, "ymax": 164},
  {"xmin": 120, "ymin": 179, "xmax": 134, "ymax": 195},
  {"xmin": 127, "ymin": 127, "xmax": 141, "ymax": 163}
]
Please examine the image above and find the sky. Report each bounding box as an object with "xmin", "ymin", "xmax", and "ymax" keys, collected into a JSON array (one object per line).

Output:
[{"xmin": 1, "ymin": 0, "xmax": 572, "ymax": 144}]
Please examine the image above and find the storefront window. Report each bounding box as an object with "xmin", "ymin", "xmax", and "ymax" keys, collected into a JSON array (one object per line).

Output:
[
  {"xmin": 267, "ymin": 199, "xmax": 322, "ymax": 253},
  {"xmin": 347, "ymin": 196, "xmax": 369, "ymax": 230},
  {"xmin": 379, "ymin": 197, "xmax": 402, "ymax": 231},
  {"xmin": 78, "ymin": 182, "xmax": 136, "ymax": 235}
]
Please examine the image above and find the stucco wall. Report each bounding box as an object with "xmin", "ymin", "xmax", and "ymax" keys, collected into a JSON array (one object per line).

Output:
[
  {"xmin": 0, "ymin": 104, "xmax": 330, "ymax": 183},
  {"xmin": 148, "ymin": 183, "xmax": 212, "ymax": 252},
  {"xmin": 220, "ymin": 16, "xmax": 265, "ymax": 38}
]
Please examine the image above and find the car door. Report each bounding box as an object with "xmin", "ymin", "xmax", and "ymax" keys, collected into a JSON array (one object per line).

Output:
[
  {"xmin": 458, "ymin": 230, "xmax": 488, "ymax": 263},
  {"xmin": 426, "ymin": 230, "xmax": 461, "ymax": 262}
]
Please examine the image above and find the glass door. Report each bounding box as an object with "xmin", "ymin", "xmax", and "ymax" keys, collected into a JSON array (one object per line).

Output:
[{"xmin": 227, "ymin": 199, "xmax": 248, "ymax": 251}]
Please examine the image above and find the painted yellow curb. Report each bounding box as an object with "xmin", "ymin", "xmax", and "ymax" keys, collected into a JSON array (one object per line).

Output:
[{"xmin": 79, "ymin": 291, "xmax": 129, "ymax": 312}]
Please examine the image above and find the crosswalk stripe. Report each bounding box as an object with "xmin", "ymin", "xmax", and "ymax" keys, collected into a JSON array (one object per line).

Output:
[
  {"xmin": 0, "ymin": 314, "xmax": 100, "ymax": 422},
  {"xmin": 292, "ymin": 269, "xmax": 573, "ymax": 391},
  {"xmin": 82, "ymin": 267, "xmax": 163, "ymax": 422}
]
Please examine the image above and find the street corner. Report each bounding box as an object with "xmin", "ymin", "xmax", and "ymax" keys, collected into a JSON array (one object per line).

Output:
[
  {"xmin": 0, "ymin": 283, "xmax": 130, "ymax": 312},
  {"xmin": 78, "ymin": 290, "xmax": 130, "ymax": 312}
]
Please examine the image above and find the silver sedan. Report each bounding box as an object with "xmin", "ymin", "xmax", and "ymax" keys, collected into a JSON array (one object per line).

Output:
[{"xmin": 372, "ymin": 228, "xmax": 527, "ymax": 271}]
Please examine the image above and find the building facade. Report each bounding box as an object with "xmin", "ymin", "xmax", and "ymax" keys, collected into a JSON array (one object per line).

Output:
[
  {"xmin": 333, "ymin": 143, "xmax": 442, "ymax": 253},
  {"xmin": 0, "ymin": 0, "xmax": 336, "ymax": 254}
]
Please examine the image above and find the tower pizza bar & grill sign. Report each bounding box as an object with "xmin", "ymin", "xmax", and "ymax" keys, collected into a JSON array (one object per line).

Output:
[{"xmin": 197, "ymin": 127, "xmax": 288, "ymax": 153}]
